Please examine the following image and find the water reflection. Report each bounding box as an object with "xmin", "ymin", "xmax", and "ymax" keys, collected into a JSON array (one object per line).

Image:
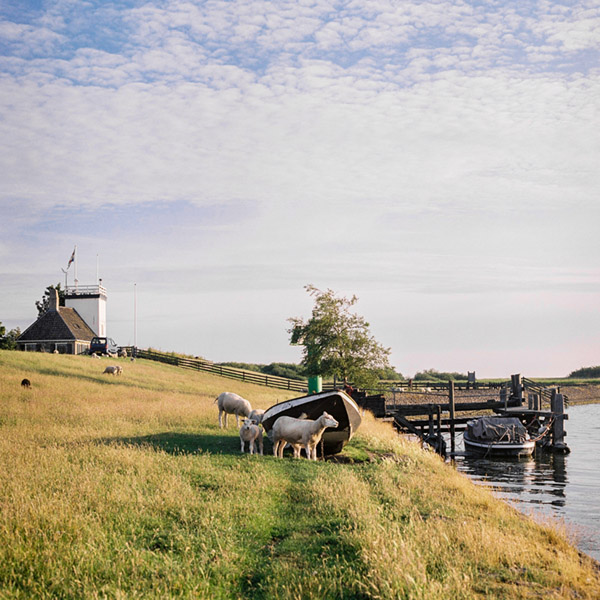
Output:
[
  {"xmin": 451, "ymin": 403, "xmax": 600, "ymax": 562},
  {"xmin": 455, "ymin": 450, "xmax": 567, "ymax": 509}
]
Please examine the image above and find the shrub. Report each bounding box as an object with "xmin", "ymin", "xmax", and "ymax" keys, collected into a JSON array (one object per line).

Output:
[
  {"xmin": 414, "ymin": 368, "xmax": 468, "ymax": 381},
  {"xmin": 568, "ymin": 366, "xmax": 600, "ymax": 378}
]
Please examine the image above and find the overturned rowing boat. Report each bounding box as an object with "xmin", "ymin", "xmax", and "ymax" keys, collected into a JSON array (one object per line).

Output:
[{"xmin": 261, "ymin": 390, "xmax": 362, "ymax": 455}]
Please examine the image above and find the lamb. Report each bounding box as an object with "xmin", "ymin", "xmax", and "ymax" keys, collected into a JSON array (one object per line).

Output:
[
  {"xmin": 214, "ymin": 392, "xmax": 252, "ymax": 428},
  {"xmin": 248, "ymin": 408, "xmax": 265, "ymax": 425},
  {"xmin": 239, "ymin": 418, "xmax": 264, "ymax": 455},
  {"xmin": 272, "ymin": 412, "xmax": 339, "ymax": 460},
  {"xmin": 103, "ymin": 365, "xmax": 122, "ymax": 376}
]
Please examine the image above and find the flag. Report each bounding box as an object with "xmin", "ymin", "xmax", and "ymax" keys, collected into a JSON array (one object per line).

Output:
[{"xmin": 67, "ymin": 247, "xmax": 75, "ymax": 269}]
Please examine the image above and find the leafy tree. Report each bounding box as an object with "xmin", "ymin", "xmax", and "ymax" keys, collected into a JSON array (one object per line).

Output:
[
  {"xmin": 414, "ymin": 368, "xmax": 468, "ymax": 381},
  {"xmin": 262, "ymin": 363, "xmax": 306, "ymax": 381},
  {"xmin": 35, "ymin": 283, "xmax": 65, "ymax": 317},
  {"xmin": 0, "ymin": 322, "xmax": 21, "ymax": 350},
  {"xmin": 218, "ymin": 362, "xmax": 306, "ymax": 381},
  {"xmin": 288, "ymin": 285, "xmax": 392, "ymax": 388},
  {"xmin": 377, "ymin": 366, "xmax": 405, "ymax": 381},
  {"xmin": 568, "ymin": 366, "xmax": 600, "ymax": 378}
]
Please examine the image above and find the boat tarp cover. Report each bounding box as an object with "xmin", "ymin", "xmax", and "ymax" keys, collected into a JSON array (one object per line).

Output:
[{"xmin": 467, "ymin": 417, "xmax": 528, "ymax": 443}]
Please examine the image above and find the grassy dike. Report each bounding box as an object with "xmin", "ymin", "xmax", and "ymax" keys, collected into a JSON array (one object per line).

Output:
[{"xmin": 0, "ymin": 350, "xmax": 599, "ymax": 599}]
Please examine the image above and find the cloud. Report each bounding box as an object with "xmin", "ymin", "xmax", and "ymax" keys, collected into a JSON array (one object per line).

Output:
[{"xmin": 1, "ymin": 0, "xmax": 599, "ymax": 375}]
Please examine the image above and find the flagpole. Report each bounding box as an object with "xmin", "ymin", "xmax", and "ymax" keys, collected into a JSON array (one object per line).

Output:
[
  {"xmin": 74, "ymin": 245, "xmax": 78, "ymax": 288},
  {"xmin": 134, "ymin": 283, "xmax": 137, "ymax": 351}
]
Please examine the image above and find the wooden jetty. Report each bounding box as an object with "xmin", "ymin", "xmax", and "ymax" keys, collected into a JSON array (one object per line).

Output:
[{"xmin": 352, "ymin": 375, "xmax": 569, "ymax": 457}]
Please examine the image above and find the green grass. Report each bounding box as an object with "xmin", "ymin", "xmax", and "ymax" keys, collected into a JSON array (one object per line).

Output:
[{"xmin": 1, "ymin": 350, "xmax": 599, "ymax": 599}]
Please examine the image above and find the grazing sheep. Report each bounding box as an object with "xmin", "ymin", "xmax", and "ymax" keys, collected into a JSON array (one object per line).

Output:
[
  {"xmin": 118, "ymin": 348, "xmax": 128, "ymax": 358},
  {"xmin": 214, "ymin": 392, "xmax": 252, "ymax": 428},
  {"xmin": 272, "ymin": 412, "xmax": 339, "ymax": 460},
  {"xmin": 103, "ymin": 365, "xmax": 122, "ymax": 376},
  {"xmin": 248, "ymin": 408, "xmax": 265, "ymax": 425},
  {"xmin": 21, "ymin": 378, "xmax": 31, "ymax": 389},
  {"xmin": 239, "ymin": 418, "xmax": 264, "ymax": 455}
]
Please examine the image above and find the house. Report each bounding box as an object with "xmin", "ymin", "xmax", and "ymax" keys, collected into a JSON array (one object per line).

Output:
[{"xmin": 17, "ymin": 288, "xmax": 96, "ymax": 355}]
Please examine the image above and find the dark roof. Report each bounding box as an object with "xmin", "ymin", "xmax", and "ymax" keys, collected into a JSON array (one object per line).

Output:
[{"xmin": 17, "ymin": 307, "xmax": 96, "ymax": 342}]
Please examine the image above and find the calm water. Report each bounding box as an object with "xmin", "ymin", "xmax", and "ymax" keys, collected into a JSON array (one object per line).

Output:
[{"xmin": 453, "ymin": 403, "xmax": 600, "ymax": 562}]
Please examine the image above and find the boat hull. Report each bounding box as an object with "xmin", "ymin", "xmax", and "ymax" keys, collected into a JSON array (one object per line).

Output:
[
  {"xmin": 463, "ymin": 432, "xmax": 535, "ymax": 458},
  {"xmin": 261, "ymin": 390, "xmax": 362, "ymax": 455}
]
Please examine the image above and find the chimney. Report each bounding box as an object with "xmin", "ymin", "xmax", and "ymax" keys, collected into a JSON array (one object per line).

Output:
[{"xmin": 48, "ymin": 288, "xmax": 59, "ymax": 312}]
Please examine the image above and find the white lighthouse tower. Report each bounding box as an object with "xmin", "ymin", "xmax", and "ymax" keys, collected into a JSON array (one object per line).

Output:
[{"xmin": 64, "ymin": 281, "xmax": 107, "ymax": 337}]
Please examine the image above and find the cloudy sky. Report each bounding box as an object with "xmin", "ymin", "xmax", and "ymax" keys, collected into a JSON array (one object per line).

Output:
[{"xmin": 1, "ymin": 0, "xmax": 598, "ymax": 378}]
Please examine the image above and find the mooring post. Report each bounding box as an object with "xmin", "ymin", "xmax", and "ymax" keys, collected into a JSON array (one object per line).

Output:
[
  {"xmin": 511, "ymin": 374, "xmax": 523, "ymax": 405},
  {"xmin": 528, "ymin": 393, "xmax": 539, "ymax": 411},
  {"xmin": 449, "ymin": 380, "xmax": 455, "ymax": 456},
  {"xmin": 550, "ymin": 389, "xmax": 569, "ymax": 453}
]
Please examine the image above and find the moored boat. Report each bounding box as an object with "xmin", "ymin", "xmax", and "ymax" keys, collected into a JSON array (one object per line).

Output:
[
  {"xmin": 261, "ymin": 390, "xmax": 362, "ymax": 455},
  {"xmin": 463, "ymin": 416, "xmax": 535, "ymax": 458}
]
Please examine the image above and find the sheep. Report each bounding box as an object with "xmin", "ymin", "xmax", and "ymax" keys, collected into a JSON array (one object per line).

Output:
[
  {"xmin": 91, "ymin": 352, "xmax": 101, "ymax": 359},
  {"xmin": 272, "ymin": 412, "xmax": 339, "ymax": 460},
  {"xmin": 214, "ymin": 392, "xmax": 252, "ymax": 428},
  {"xmin": 239, "ymin": 418, "xmax": 264, "ymax": 455},
  {"xmin": 118, "ymin": 348, "xmax": 128, "ymax": 358},
  {"xmin": 21, "ymin": 378, "xmax": 31, "ymax": 389},
  {"xmin": 103, "ymin": 365, "xmax": 122, "ymax": 376},
  {"xmin": 248, "ymin": 408, "xmax": 265, "ymax": 425}
]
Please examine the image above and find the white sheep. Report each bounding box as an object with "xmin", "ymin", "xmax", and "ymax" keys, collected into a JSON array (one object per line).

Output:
[
  {"xmin": 214, "ymin": 392, "xmax": 252, "ymax": 428},
  {"xmin": 272, "ymin": 412, "xmax": 339, "ymax": 460},
  {"xmin": 103, "ymin": 365, "xmax": 122, "ymax": 376},
  {"xmin": 118, "ymin": 348, "xmax": 128, "ymax": 358},
  {"xmin": 248, "ymin": 408, "xmax": 265, "ymax": 424},
  {"xmin": 239, "ymin": 418, "xmax": 264, "ymax": 455}
]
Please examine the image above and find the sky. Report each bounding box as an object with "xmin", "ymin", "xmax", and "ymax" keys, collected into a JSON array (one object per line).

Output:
[{"xmin": 1, "ymin": 0, "xmax": 599, "ymax": 378}]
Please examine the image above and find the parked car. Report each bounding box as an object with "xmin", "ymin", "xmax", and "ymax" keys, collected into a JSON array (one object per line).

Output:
[{"xmin": 90, "ymin": 337, "xmax": 118, "ymax": 355}]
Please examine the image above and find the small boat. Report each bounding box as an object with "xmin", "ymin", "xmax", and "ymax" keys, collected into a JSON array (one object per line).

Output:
[
  {"xmin": 463, "ymin": 416, "xmax": 535, "ymax": 458},
  {"xmin": 261, "ymin": 390, "xmax": 362, "ymax": 455}
]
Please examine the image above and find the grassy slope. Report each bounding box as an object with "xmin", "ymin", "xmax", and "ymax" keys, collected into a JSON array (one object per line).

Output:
[{"xmin": 0, "ymin": 351, "xmax": 599, "ymax": 600}]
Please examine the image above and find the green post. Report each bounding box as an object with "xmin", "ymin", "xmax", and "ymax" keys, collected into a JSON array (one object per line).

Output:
[{"xmin": 308, "ymin": 376, "xmax": 322, "ymax": 394}]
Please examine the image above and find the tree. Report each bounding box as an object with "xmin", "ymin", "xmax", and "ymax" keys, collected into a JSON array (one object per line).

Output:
[
  {"xmin": 0, "ymin": 322, "xmax": 21, "ymax": 350},
  {"xmin": 414, "ymin": 368, "xmax": 468, "ymax": 382},
  {"xmin": 288, "ymin": 285, "xmax": 392, "ymax": 388},
  {"xmin": 35, "ymin": 283, "xmax": 65, "ymax": 317}
]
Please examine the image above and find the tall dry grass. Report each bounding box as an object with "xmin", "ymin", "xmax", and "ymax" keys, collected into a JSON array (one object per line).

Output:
[{"xmin": 1, "ymin": 350, "xmax": 599, "ymax": 599}]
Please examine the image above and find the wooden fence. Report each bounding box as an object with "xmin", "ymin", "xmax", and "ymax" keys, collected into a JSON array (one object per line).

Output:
[{"xmin": 130, "ymin": 348, "xmax": 308, "ymax": 392}]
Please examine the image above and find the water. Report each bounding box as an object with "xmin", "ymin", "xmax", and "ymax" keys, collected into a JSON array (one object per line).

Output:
[{"xmin": 453, "ymin": 403, "xmax": 600, "ymax": 562}]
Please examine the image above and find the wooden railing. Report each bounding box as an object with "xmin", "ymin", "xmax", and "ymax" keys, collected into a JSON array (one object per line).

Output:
[
  {"xmin": 522, "ymin": 377, "xmax": 564, "ymax": 407},
  {"xmin": 129, "ymin": 348, "xmax": 308, "ymax": 392}
]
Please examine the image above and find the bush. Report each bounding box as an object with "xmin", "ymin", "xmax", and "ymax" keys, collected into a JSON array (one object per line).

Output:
[
  {"xmin": 0, "ymin": 322, "xmax": 20, "ymax": 350},
  {"xmin": 414, "ymin": 368, "xmax": 468, "ymax": 382},
  {"xmin": 568, "ymin": 366, "xmax": 600, "ymax": 378},
  {"xmin": 218, "ymin": 362, "xmax": 306, "ymax": 381}
]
